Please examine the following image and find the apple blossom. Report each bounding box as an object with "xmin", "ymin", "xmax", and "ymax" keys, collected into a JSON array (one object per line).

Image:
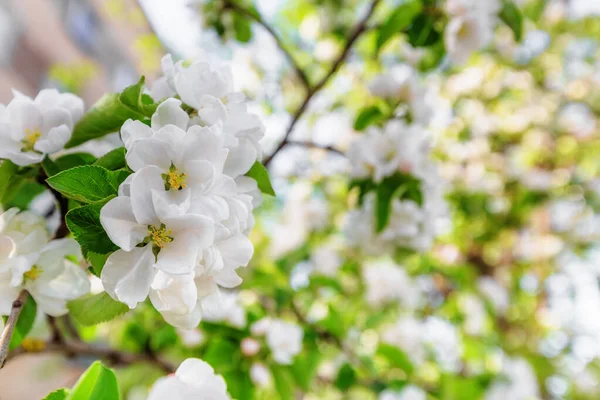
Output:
[
  {"xmin": 378, "ymin": 385, "xmax": 427, "ymax": 400},
  {"xmin": 485, "ymin": 357, "xmax": 540, "ymax": 400},
  {"xmin": 147, "ymin": 358, "xmax": 230, "ymax": 400},
  {"xmin": 251, "ymin": 318, "xmax": 303, "ymax": 365},
  {"xmin": 0, "ymin": 89, "xmax": 84, "ymax": 166}
]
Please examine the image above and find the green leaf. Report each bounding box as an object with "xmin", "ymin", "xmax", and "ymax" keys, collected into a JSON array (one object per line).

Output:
[
  {"xmin": 87, "ymin": 251, "xmax": 110, "ymax": 276},
  {"xmin": 376, "ymin": 343, "xmax": 414, "ymax": 375},
  {"xmin": 407, "ymin": 13, "xmax": 442, "ymax": 47},
  {"xmin": 291, "ymin": 350, "xmax": 321, "ymax": 391},
  {"xmin": 354, "ymin": 105, "xmax": 386, "ymax": 131},
  {"xmin": 500, "ymin": 0, "xmax": 524, "ymax": 41},
  {"xmin": 270, "ymin": 366, "xmax": 294, "ymax": 400},
  {"xmin": 66, "ymin": 77, "xmax": 157, "ymax": 148},
  {"xmin": 233, "ymin": 13, "xmax": 253, "ymax": 43},
  {"xmin": 223, "ymin": 371, "xmax": 254, "ymax": 400},
  {"xmin": 374, "ymin": 173, "xmax": 422, "ymax": 232},
  {"xmin": 66, "ymin": 203, "xmax": 119, "ymax": 256},
  {"xmin": 43, "ymin": 389, "xmax": 70, "ymax": 400},
  {"xmin": 41, "ymin": 157, "xmax": 61, "ymax": 177},
  {"xmin": 54, "ymin": 153, "xmax": 96, "ymax": 171},
  {"xmin": 5, "ymin": 294, "xmax": 36, "ymax": 350},
  {"xmin": 67, "ymin": 361, "xmax": 120, "ymax": 400},
  {"xmin": 376, "ymin": 0, "xmax": 423, "ymax": 51},
  {"xmin": 203, "ymin": 339, "xmax": 240, "ymax": 371},
  {"xmin": 47, "ymin": 165, "xmax": 129, "ymax": 204},
  {"xmin": 246, "ymin": 161, "xmax": 275, "ymax": 196},
  {"xmin": 67, "ymin": 292, "xmax": 129, "ymax": 326},
  {"xmin": 94, "ymin": 147, "xmax": 126, "ymax": 170},
  {"xmin": 0, "ymin": 160, "xmax": 20, "ymax": 202},
  {"xmin": 2, "ymin": 181, "xmax": 46, "ymax": 210},
  {"xmin": 335, "ymin": 363, "xmax": 356, "ymax": 391}
]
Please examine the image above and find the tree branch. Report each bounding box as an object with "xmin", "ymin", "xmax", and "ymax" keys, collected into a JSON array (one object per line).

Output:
[
  {"xmin": 263, "ymin": 0, "xmax": 381, "ymax": 167},
  {"xmin": 223, "ymin": 0, "xmax": 310, "ymax": 89},
  {"xmin": 286, "ymin": 141, "xmax": 345, "ymax": 156},
  {"xmin": 0, "ymin": 290, "xmax": 29, "ymax": 368},
  {"xmin": 7, "ymin": 338, "xmax": 176, "ymax": 373}
]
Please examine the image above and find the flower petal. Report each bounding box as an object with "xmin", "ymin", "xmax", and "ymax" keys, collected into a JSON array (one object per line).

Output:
[
  {"xmin": 100, "ymin": 196, "xmax": 147, "ymax": 251},
  {"xmin": 121, "ymin": 119, "xmax": 153, "ymax": 149},
  {"xmin": 126, "ymin": 138, "xmax": 172, "ymax": 172},
  {"xmin": 151, "ymin": 98, "xmax": 189, "ymax": 131},
  {"xmin": 101, "ymin": 246, "xmax": 155, "ymax": 309}
]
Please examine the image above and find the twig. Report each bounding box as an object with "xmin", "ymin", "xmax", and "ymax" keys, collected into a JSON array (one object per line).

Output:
[
  {"xmin": 263, "ymin": 0, "xmax": 381, "ymax": 167},
  {"xmin": 47, "ymin": 316, "xmax": 64, "ymax": 345},
  {"xmin": 7, "ymin": 339, "xmax": 176, "ymax": 373},
  {"xmin": 286, "ymin": 141, "xmax": 345, "ymax": 156},
  {"xmin": 0, "ymin": 290, "xmax": 29, "ymax": 368},
  {"xmin": 223, "ymin": 0, "xmax": 310, "ymax": 89},
  {"xmin": 61, "ymin": 315, "xmax": 81, "ymax": 341}
]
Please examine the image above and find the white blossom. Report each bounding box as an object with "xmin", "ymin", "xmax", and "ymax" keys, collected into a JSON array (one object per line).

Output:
[
  {"xmin": 252, "ymin": 318, "xmax": 303, "ymax": 365},
  {"xmin": 362, "ymin": 259, "xmax": 421, "ymax": 308},
  {"xmin": 310, "ymin": 243, "xmax": 342, "ymax": 277},
  {"xmin": 485, "ymin": 357, "xmax": 540, "ymax": 400},
  {"xmin": 0, "ymin": 90, "xmax": 84, "ymax": 166},
  {"xmin": 147, "ymin": 358, "xmax": 230, "ymax": 400},
  {"xmin": 250, "ymin": 363, "xmax": 271, "ymax": 387},
  {"xmin": 379, "ymin": 385, "xmax": 427, "ymax": 400},
  {"xmin": 202, "ymin": 290, "xmax": 247, "ymax": 328},
  {"xmin": 0, "ymin": 209, "xmax": 89, "ymax": 316}
]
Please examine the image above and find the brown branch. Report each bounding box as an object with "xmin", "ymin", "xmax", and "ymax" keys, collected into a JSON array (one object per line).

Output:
[
  {"xmin": 0, "ymin": 290, "xmax": 29, "ymax": 368},
  {"xmin": 263, "ymin": 0, "xmax": 381, "ymax": 167},
  {"xmin": 7, "ymin": 338, "xmax": 176, "ymax": 373},
  {"xmin": 223, "ymin": 0, "xmax": 310, "ymax": 89},
  {"xmin": 286, "ymin": 141, "xmax": 345, "ymax": 156}
]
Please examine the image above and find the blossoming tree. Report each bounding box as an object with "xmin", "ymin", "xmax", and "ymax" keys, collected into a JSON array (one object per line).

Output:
[{"xmin": 2, "ymin": 0, "xmax": 600, "ymax": 399}]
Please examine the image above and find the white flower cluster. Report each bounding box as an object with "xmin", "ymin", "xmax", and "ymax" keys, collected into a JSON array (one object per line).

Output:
[
  {"xmin": 251, "ymin": 317, "xmax": 304, "ymax": 365},
  {"xmin": 444, "ymin": 0, "xmax": 501, "ymax": 65},
  {"xmin": 147, "ymin": 358, "xmax": 230, "ymax": 400},
  {"xmin": 379, "ymin": 385, "xmax": 427, "ymax": 400},
  {"xmin": 362, "ymin": 259, "xmax": 421, "ymax": 308},
  {"xmin": 484, "ymin": 356, "xmax": 540, "ymax": 400},
  {"xmin": 99, "ymin": 54, "xmax": 264, "ymax": 329},
  {"xmin": 382, "ymin": 316, "xmax": 462, "ymax": 372},
  {"xmin": 0, "ymin": 209, "xmax": 90, "ymax": 316},
  {"xmin": 0, "ymin": 90, "xmax": 84, "ymax": 166},
  {"xmin": 345, "ymin": 119, "xmax": 447, "ymax": 254}
]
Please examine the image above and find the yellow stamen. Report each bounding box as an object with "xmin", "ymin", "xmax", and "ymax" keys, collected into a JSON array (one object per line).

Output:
[
  {"xmin": 167, "ymin": 168, "xmax": 187, "ymax": 190},
  {"xmin": 148, "ymin": 225, "xmax": 173, "ymax": 249},
  {"xmin": 23, "ymin": 265, "xmax": 42, "ymax": 281},
  {"xmin": 22, "ymin": 128, "xmax": 41, "ymax": 152}
]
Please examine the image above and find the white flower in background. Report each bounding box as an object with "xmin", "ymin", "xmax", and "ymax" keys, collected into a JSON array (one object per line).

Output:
[
  {"xmin": 150, "ymin": 54, "xmax": 265, "ymax": 178},
  {"xmin": 147, "ymin": 358, "xmax": 230, "ymax": 400},
  {"xmin": 422, "ymin": 317, "xmax": 462, "ymax": 372},
  {"xmin": 484, "ymin": 357, "xmax": 540, "ymax": 400},
  {"xmin": 0, "ymin": 209, "xmax": 89, "ymax": 316},
  {"xmin": 250, "ymin": 363, "xmax": 271, "ymax": 387},
  {"xmin": 459, "ymin": 293, "xmax": 487, "ymax": 335},
  {"xmin": 477, "ymin": 277, "xmax": 509, "ymax": 314},
  {"xmin": 251, "ymin": 318, "xmax": 303, "ymax": 365},
  {"xmin": 368, "ymin": 65, "xmax": 416, "ymax": 100},
  {"xmin": 311, "ymin": 243, "xmax": 342, "ymax": 277},
  {"xmin": 558, "ymin": 102, "xmax": 596, "ymax": 139},
  {"xmin": 363, "ymin": 259, "xmax": 421, "ymax": 308},
  {"xmin": 0, "ymin": 89, "xmax": 84, "ymax": 166},
  {"xmin": 382, "ymin": 316, "xmax": 426, "ymax": 365},
  {"xmin": 177, "ymin": 328, "xmax": 205, "ymax": 347},
  {"xmin": 203, "ymin": 290, "xmax": 247, "ymax": 328},
  {"xmin": 379, "ymin": 385, "xmax": 427, "ymax": 400},
  {"xmin": 241, "ymin": 337, "xmax": 261, "ymax": 356},
  {"xmin": 444, "ymin": 0, "xmax": 500, "ymax": 65},
  {"xmin": 348, "ymin": 120, "xmax": 430, "ymax": 183}
]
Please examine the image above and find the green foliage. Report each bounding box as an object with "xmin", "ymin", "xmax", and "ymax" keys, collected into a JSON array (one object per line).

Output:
[
  {"xmin": 407, "ymin": 13, "xmax": 443, "ymax": 47},
  {"xmin": 500, "ymin": 0, "xmax": 524, "ymax": 41},
  {"xmin": 94, "ymin": 147, "xmax": 126, "ymax": 170},
  {"xmin": 2, "ymin": 180, "xmax": 46, "ymax": 210},
  {"xmin": 376, "ymin": 0, "xmax": 423, "ymax": 52},
  {"xmin": 66, "ymin": 77, "xmax": 157, "ymax": 148},
  {"xmin": 233, "ymin": 13, "xmax": 253, "ymax": 43},
  {"xmin": 46, "ymin": 165, "xmax": 129, "ymax": 204},
  {"xmin": 67, "ymin": 361, "xmax": 120, "ymax": 400},
  {"xmin": 270, "ymin": 365, "xmax": 295, "ymax": 400},
  {"xmin": 87, "ymin": 251, "xmax": 110, "ymax": 276},
  {"xmin": 67, "ymin": 292, "xmax": 129, "ymax": 326},
  {"xmin": 354, "ymin": 105, "xmax": 386, "ymax": 130},
  {"xmin": 246, "ymin": 161, "xmax": 276, "ymax": 196},
  {"xmin": 65, "ymin": 203, "xmax": 118, "ymax": 256},
  {"xmin": 335, "ymin": 363, "xmax": 357, "ymax": 391},
  {"xmin": 43, "ymin": 389, "xmax": 70, "ymax": 400},
  {"xmin": 376, "ymin": 343, "xmax": 414, "ymax": 375},
  {"xmin": 3, "ymin": 295, "xmax": 36, "ymax": 351},
  {"xmin": 0, "ymin": 160, "xmax": 25, "ymax": 209}
]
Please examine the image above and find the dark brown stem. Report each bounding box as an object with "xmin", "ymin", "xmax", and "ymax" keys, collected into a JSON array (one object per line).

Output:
[
  {"xmin": 263, "ymin": 0, "xmax": 381, "ymax": 167},
  {"xmin": 223, "ymin": 0, "xmax": 310, "ymax": 89},
  {"xmin": 7, "ymin": 339, "xmax": 176, "ymax": 373},
  {"xmin": 0, "ymin": 290, "xmax": 29, "ymax": 368}
]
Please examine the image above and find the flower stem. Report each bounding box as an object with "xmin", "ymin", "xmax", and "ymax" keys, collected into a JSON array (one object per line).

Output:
[{"xmin": 0, "ymin": 290, "xmax": 29, "ymax": 368}]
